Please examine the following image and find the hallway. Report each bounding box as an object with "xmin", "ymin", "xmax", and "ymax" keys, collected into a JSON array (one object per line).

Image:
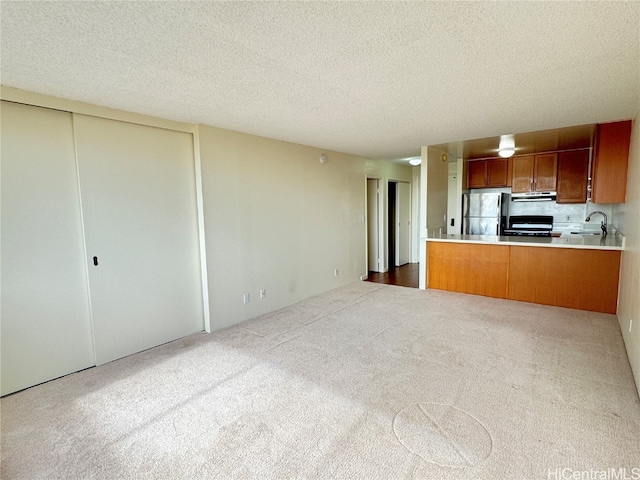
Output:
[{"xmin": 365, "ymin": 263, "xmax": 419, "ymax": 289}]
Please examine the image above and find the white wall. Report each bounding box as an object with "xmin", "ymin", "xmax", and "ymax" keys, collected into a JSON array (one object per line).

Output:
[
  {"xmin": 612, "ymin": 112, "xmax": 640, "ymax": 396},
  {"xmin": 411, "ymin": 165, "xmax": 421, "ymax": 262},
  {"xmin": 425, "ymin": 147, "xmax": 450, "ymax": 236},
  {"xmin": 419, "ymin": 146, "xmax": 450, "ymax": 289},
  {"xmin": 198, "ymin": 125, "xmax": 412, "ymax": 330}
]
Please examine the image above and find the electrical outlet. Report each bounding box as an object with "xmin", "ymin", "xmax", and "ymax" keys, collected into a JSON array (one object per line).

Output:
[
  {"xmin": 334, "ymin": 269, "xmax": 339, "ymax": 277},
  {"xmin": 260, "ymin": 289, "xmax": 266, "ymax": 299},
  {"xmin": 630, "ymin": 319, "xmax": 633, "ymax": 333},
  {"xmin": 243, "ymin": 293, "xmax": 250, "ymax": 304},
  {"xmin": 565, "ymin": 215, "xmax": 571, "ymax": 221}
]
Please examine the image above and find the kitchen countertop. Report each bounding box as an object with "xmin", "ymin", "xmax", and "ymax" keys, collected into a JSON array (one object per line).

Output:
[{"xmin": 423, "ymin": 230, "xmax": 624, "ymax": 250}]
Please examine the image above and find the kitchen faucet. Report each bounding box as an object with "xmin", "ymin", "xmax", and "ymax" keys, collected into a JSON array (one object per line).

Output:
[{"xmin": 585, "ymin": 211, "xmax": 607, "ymax": 237}]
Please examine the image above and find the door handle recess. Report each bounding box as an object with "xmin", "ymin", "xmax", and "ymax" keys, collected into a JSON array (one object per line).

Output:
[{"xmin": 93, "ymin": 256, "xmax": 99, "ymax": 266}]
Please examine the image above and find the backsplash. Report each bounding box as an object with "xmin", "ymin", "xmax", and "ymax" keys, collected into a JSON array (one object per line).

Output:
[
  {"xmin": 509, "ymin": 201, "xmax": 613, "ymax": 232},
  {"xmin": 469, "ymin": 187, "xmax": 615, "ymax": 232}
]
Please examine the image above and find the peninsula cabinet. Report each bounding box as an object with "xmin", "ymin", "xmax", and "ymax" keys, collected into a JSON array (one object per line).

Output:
[
  {"xmin": 427, "ymin": 242, "xmax": 509, "ymax": 298},
  {"xmin": 556, "ymin": 150, "xmax": 589, "ymax": 204},
  {"xmin": 511, "ymin": 154, "xmax": 557, "ymax": 193},
  {"xmin": 467, "ymin": 158, "xmax": 509, "ymax": 189},
  {"xmin": 427, "ymin": 241, "xmax": 620, "ymax": 314},
  {"xmin": 507, "ymin": 247, "xmax": 620, "ymax": 314},
  {"xmin": 590, "ymin": 120, "xmax": 632, "ymax": 204}
]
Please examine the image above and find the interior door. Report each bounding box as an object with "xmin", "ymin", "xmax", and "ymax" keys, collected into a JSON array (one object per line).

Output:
[
  {"xmin": 367, "ymin": 179, "xmax": 380, "ymax": 272},
  {"xmin": 395, "ymin": 182, "xmax": 411, "ymax": 266},
  {"xmin": 73, "ymin": 115, "xmax": 204, "ymax": 365},
  {"xmin": 1, "ymin": 102, "xmax": 94, "ymax": 395}
]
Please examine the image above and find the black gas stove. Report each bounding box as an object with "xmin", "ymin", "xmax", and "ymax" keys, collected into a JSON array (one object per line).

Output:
[{"xmin": 503, "ymin": 215, "xmax": 553, "ymax": 237}]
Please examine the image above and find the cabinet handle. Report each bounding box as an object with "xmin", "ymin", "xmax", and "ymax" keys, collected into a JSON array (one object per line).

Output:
[{"xmin": 93, "ymin": 256, "xmax": 99, "ymax": 266}]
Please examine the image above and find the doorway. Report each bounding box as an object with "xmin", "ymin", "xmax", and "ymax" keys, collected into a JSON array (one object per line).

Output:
[
  {"xmin": 388, "ymin": 181, "xmax": 397, "ymax": 267},
  {"xmin": 389, "ymin": 180, "xmax": 410, "ymax": 267},
  {"xmin": 367, "ymin": 178, "xmax": 381, "ymax": 273},
  {"xmin": 365, "ymin": 178, "xmax": 417, "ymax": 288}
]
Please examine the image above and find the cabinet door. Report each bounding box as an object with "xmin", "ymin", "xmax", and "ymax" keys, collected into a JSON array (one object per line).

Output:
[
  {"xmin": 508, "ymin": 247, "xmax": 620, "ymax": 314},
  {"xmin": 534, "ymin": 153, "xmax": 557, "ymax": 191},
  {"xmin": 468, "ymin": 160, "xmax": 487, "ymax": 188},
  {"xmin": 511, "ymin": 155, "xmax": 535, "ymax": 193},
  {"xmin": 427, "ymin": 242, "xmax": 509, "ymax": 299},
  {"xmin": 557, "ymin": 150, "xmax": 589, "ymax": 203},
  {"xmin": 591, "ymin": 121, "xmax": 632, "ymax": 203},
  {"xmin": 487, "ymin": 158, "xmax": 508, "ymax": 187}
]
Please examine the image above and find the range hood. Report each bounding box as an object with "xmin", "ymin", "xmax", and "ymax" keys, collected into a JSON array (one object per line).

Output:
[{"xmin": 511, "ymin": 191, "xmax": 557, "ymax": 202}]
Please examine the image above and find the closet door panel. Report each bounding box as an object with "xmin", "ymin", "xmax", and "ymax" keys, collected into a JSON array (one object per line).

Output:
[
  {"xmin": 73, "ymin": 115, "xmax": 204, "ymax": 365},
  {"xmin": 1, "ymin": 101, "xmax": 94, "ymax": 395}
]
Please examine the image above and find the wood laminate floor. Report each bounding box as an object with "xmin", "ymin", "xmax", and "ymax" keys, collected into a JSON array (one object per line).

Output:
[{"xmin": 365, "ymin": 262, "xmax": 419, "ymax": 288}]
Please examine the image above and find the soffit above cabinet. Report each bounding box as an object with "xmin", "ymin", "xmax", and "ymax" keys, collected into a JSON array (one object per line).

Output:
[{"xmin": 433, "ymin": 124, "xmax": 596, "ymax": 160}]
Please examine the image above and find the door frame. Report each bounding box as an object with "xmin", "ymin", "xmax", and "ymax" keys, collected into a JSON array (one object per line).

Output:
[
  {"xmin": 365, "ymin": 177, "xmax": 385, "ymax": 274},
  {"xmin": 394, "ymin": 180, "xmax": 411, "ymax": 266}
]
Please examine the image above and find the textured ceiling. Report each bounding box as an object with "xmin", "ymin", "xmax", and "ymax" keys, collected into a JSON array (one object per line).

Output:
[{"xmin": 1, "ymin": 1, "xmax": 639, "ymax": 160}]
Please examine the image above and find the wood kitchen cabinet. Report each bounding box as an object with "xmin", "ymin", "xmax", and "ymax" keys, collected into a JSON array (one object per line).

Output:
[
  {"xmin": 467, "ymin": 158, "xmax": 509, "ymax": 188},
  {"xmin": 426, "ymin": 241, "xmax": 621, "ymax": 314},
  {"xmin": 591, "ymin": 120, "xmax": 632, "ymax": 203},
  {"xmin": 511, "ymin": 154, "xmax": 557, "ymax": 193},
  {"xmin": 468, "ymin": 160, "xmax": 487, "ymax": 188},
  {"xmin": 508, "ymin": 247, "xmax": 620, "ymax": 314},
  {"xmin": 556, "ymin": 149, "xmax": 589, "ymax": 203},
  {"xmin": 427, "ymin": 242, "xmax": 509, "ymax": 298}
]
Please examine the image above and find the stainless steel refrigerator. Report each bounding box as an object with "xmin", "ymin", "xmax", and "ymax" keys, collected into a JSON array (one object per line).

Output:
[{"xmin": 462, "ymin": 192, "xmax": 510, "ymax": 235}]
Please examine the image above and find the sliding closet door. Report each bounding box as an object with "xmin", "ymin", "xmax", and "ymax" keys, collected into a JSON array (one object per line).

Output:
[
  {"xmin": 1, "ymin": 102, "xmax": 94, "ymax": 396},
  {"xmin": 73, "ymin": 115, "xmax": 204, "ymax": 365}
]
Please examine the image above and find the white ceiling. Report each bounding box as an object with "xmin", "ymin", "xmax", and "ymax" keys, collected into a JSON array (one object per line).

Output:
[{"xmin": 1, "ymin": 1, "xmax": 638, "ymax": 160}]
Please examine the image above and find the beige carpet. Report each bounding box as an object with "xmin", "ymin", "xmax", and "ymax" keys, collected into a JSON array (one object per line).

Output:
[{"xmin": 2, "ymin": 282, "xmax": 639, "ymax": 479}]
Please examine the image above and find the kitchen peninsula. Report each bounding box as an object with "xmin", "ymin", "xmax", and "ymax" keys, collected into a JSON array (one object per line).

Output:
[
  {"xmin": 424, "ymin": 231, "xmax": 623, "ymax": 314},
  {"xmin": 422, "ymin": 120, "xmax": 632, "ymax": 315}
]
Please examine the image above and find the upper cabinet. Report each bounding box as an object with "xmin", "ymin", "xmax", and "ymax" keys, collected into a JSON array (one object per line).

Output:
[
  {"xmin": 462, "ymin": 121, "xmax": 631, "ymax": 203},
  {"xmin": 511, "ymin": 153, "xmax": 557, "ymax": 193},
  {"xmin": 557, "ymin": 150, "xmax": 589, "ymax": 204},
  {"xmin": 590, "ymin": 120, "xmax": 632, "ymax": 204},
  {"xmin": 467, "ymin": 158, "xmax": 509, "ymax": 189}
]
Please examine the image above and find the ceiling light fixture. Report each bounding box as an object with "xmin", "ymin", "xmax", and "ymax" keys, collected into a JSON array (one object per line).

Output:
[
  {"xmin": 498, "ymin": 134, "xmax": 516, "ymax": 158},
  {"xmin": 498, "ymin": 148, "xmax": 515, "ymax": 158},
  {"xmin": 408, "ymin": 157, "xmax": 421, "ymax": 166}
]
